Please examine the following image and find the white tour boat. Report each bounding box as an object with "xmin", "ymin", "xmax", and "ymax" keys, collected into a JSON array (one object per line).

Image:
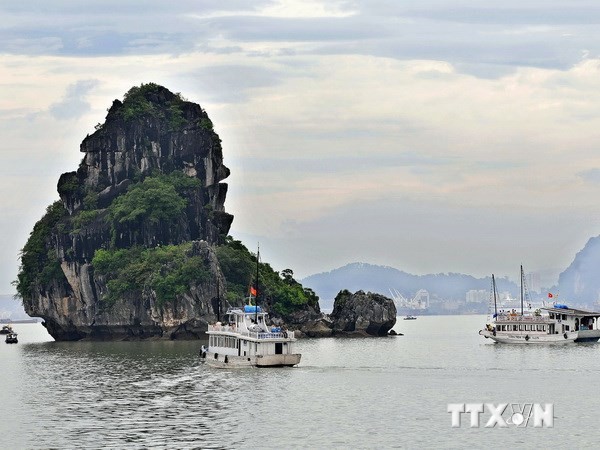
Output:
[
  {"xmin": 200, "ymin": 304, "xmax": 301, "ymax": 368},
  {"xmin": 479, "ymin": 268, "xmax": 600, "ymax": 344}
]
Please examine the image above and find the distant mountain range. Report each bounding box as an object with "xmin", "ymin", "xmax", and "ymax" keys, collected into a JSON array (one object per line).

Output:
[
  {"xmin": 302, "ymin": 262, "xmax": 519, "ymax": 310},
  {"xmin": 4, "ymin": 235, "xmax": 600, "ymax": 317},
  {"xmin": 303, "ymin": 235, "xmax": 600, "ymax": 311}
]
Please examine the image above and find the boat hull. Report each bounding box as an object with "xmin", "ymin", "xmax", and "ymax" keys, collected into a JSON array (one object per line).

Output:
[
  {"xmin": 574, "ymin": 329, "xmax": 600, "ymax": 342},
  {"xmin": 256, "ymin": 354, "xmax": 301, "ymax": 367},
  {"xmin": 201, "ymin": 351, "xmax": 301, "ymax": 368},
  {"xmin": 479, "ymin": 329, "xmax": 577, "ymax": 344}
]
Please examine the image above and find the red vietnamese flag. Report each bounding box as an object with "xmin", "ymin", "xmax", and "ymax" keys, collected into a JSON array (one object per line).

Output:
[
  {"xmin": 250, "ymin": 286, "xmax": 257, "ymax": 297},
  {"xmin": 548, "ymin": 293, "xmax": 553, "ymax": 298}
]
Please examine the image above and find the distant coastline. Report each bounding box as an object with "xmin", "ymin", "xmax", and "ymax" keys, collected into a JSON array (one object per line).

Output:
[{"xmin": 0, "ymin": 318, "xmax": 41, "ymax": 324}]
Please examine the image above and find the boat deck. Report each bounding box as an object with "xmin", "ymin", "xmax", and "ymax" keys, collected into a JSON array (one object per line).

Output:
[{"xmin": 207, "ymin": 324, "xmax": 295, "ymax": 340}]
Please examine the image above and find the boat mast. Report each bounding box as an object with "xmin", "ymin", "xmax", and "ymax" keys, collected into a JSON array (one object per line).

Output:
[
  {"xmin": 255, "ymin": 244, "xmax": 260, "ymax": 325},
  {"xmin": 520, "ymin": 265, "xmax": 524, "ymax": 316},
  {"xmin": 492, "ymin": 274, "xmax": 497, "ymax": 316}
]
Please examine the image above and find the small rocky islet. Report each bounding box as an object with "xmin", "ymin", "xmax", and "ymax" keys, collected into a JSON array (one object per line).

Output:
[{"xmin": 15, "ymin": 83, "xmax": 396, "ymax": 341}]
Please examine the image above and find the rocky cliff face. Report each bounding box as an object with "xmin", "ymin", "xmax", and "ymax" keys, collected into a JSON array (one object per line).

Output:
[
  {"xmin": 19, "ymin": 84, "xmax": 234, "ymax": 340},
  {"xmin": 329, "ymin": 290, "xmax": 397, "ymax": 336}
]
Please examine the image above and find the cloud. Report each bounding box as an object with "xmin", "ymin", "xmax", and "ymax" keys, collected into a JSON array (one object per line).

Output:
[
  {"xmin": 3, "ymin": 0, "xmax": 600, "ymax": 76},
  {"xmin": 182, "ymin": 64, "xmax": 286, "ymax": 103},
  {"xmin": 49, "ymin": 80, "xmax": 100, "ymax": 120}
]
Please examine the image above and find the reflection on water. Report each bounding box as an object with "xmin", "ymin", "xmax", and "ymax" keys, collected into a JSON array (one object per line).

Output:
[{"xmin": 3, "ymin": 318, "xmax": 600, "ymax": 448}]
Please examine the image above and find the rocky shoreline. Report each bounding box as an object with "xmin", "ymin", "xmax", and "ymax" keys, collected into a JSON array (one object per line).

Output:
[{"xmin": 291, "ymin": 290, "xmax": 397, "ymax": 338}]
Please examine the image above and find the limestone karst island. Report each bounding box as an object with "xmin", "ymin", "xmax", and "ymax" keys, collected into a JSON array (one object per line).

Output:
[{"xmin": 15, "ymin": 83, "xmax": 396, "ymax": 341}]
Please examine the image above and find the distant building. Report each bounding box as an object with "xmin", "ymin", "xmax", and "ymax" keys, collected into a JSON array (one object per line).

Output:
[
  {"xmin": 413, "ymin": 289, "xmax": 430, "ymax": 309},
  {"xmin": 466, "ymin": 289, "xmax": 489, "ymax": 303},
  {"xmin": 526, "ymin": 272, "xmax": 541, "ymax": 293},
  {"xmin": 440, "ymin": 300, "xmax": 461, "ymax": 311},
  {"xmin": 390, "ymin": 288, "xmax": 429, "ymax": 310}
]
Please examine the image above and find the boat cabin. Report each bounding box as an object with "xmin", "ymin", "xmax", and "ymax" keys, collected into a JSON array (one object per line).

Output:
[
  {"xmin": 205, "ymin": 306, "xmax": 298, "ymax": 365},
  {"xmin": 542, "ymin": 305, "xmax": 600, "ymax": 342}
]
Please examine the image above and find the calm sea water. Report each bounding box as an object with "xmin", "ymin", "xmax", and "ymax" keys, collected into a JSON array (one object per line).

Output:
[{"xmin": 2, "ymin": 316, "xmax": 600, "ymax": 449}]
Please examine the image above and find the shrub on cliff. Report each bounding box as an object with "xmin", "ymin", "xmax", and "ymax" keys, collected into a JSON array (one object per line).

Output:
[
  {"xmin": 216, "ymin": 237, "xmax": 319, "ymax": 317},
  {"xmin": 109, "ymin": 176, "xmax": 186, "ymax": 226},
  {"xmin": 14, "ymin": 201, "xmax": 68, "ymax": 299},
  {"xmin": 121, "ymin": 82, "xmax": 188, "ymax": 131},
  {"xmin": 92, "ymin": 243, "xmax": 209, "ymax": 306}
]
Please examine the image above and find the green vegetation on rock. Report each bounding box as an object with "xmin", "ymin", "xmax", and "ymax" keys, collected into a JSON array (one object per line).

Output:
[
  {"xmin": 14, "ymin": 201, "xmax": 68, "ymax": 299},
  {"xmin": 106, "ymin": 172, "xmax": 199, "ymax": 243},
  {"xmin": 57, "ymin": 172, "xmax": 79, "ymax": 196},
  {"xmin": 120, "ymin": 82, "xmax": 188, "ymax": 132},
  {"xmin": 71, "ymin": 209, "xmax": 100, "ymax": 232},
  {"xmin": 216, "ymin": 237, "xmax": 319, "ymax": 317},
  {"xmin": 109, "ymin": 177, "xmax": 186, "ymax": 226},
  {"xmin": 92, "ymin": 243, "xmax": 209, "ymax": 306}
]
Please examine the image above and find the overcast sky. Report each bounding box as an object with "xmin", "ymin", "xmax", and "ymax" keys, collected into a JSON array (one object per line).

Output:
[{"xmin": 3, "ymin": 0, "xmax": 600, "ymax": 294}]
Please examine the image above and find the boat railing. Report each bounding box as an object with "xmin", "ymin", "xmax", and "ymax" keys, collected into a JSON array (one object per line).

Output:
[
  {"xmin": 495, "ymin": 314, "xmax": 551, "ymax": 322},
  {"xmin": 256, "ymin": 331, "xmax": 295, "ymax": 339},
  {"xmin": 208, "ymin": 324, "xmax": 295, "ymax": 339}
]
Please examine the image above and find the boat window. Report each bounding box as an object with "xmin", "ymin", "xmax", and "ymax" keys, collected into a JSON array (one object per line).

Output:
[
  {"xmin": 549, "ymin": 313, "xmax": 554, "ymax": 319},
  {"xmin": 519, "ymin": 325, "xmax": 523, "ymax": 331},
  {"xmin": 513, "ymin": 325, "xmax": 517, "ymax": 331}
]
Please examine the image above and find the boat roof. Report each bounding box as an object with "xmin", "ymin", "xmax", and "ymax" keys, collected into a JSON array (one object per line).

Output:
[
  {"xmin": 541, "ymin": 306, "xmax": 600, "ymax": 317},
  {"xmin": 225, "ymin": 307, "xmax": 267, "ymax": 316}
]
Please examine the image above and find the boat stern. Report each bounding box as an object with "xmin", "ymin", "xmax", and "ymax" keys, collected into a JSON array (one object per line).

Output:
[
  {"xmin": 575, "ymin": 329, "xmax": 600, "ymax": 342},
  {"xmin": 255, "ymin": 353, "xmax": 301, "ymax": 367}
]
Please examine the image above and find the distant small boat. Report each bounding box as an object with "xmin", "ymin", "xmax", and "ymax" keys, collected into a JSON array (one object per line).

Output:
[
  {"xmin": 404, "ymin": 315, "xmax": 417, "ymax": 320},
  {"xmin": 0, "ymin": 324, "xmax": 13, "ymax": 334},
  {"xmin": 5, "ymin": 332, "xmax": 18, "ymax": 344}
]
